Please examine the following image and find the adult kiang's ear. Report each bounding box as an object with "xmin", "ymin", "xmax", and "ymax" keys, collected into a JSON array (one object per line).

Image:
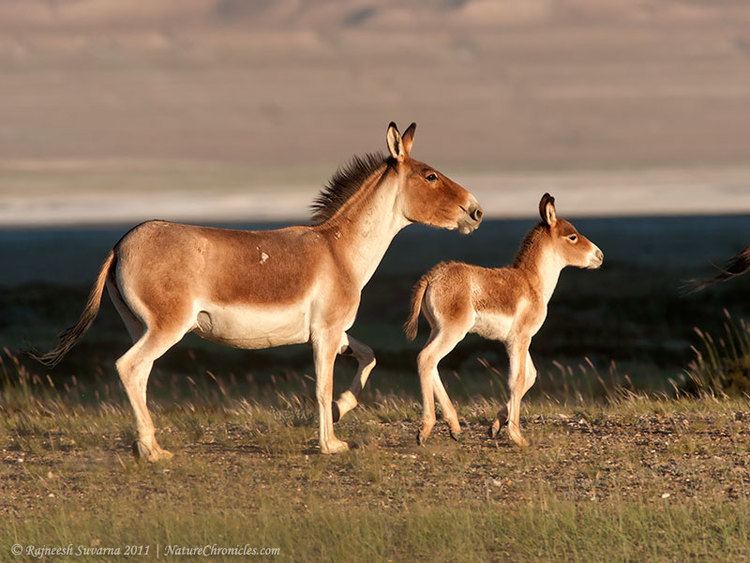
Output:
[
  {"xmin": 386, "ymin": 122, "xmax": 405, "ymax": 161},
  {"xmin": 400, "ymin": 122, "xmax": 416, "ymax": 157}
]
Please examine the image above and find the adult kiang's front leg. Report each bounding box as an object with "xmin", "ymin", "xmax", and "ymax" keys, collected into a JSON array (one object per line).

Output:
[
  {"xmin": 313, "ymin": 331, "xmax": 349, "ymax": 454},
  {"xmin": 332, "ymin": 333, "xmax": 376, "ymax": 423}
]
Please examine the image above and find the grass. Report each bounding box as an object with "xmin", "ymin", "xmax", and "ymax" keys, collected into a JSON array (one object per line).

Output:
[
  {"xmin": 3, "ymin": 351, "xmax": 750, "ymax": 561},
  {"xmin": 683, "ymin": 310, "xmax": 750, "ymax": 397},
  {"xmin": 7, "ymin": 501, "xmax": 750, "ymax": 561}
]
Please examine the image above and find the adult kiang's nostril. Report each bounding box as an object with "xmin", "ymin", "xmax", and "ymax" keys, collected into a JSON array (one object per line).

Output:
[
  {"xmin": 470, "ymin": 207, "xmax": 483, "ymax": 222},
  {"xmin": 596, "ymin": 249, "xmax": 604, "ymax": 261}
]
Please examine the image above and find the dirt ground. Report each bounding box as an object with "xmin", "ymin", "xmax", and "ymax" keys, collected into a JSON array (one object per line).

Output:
[{"xmin": 4, "ymin": 399, "xmax": 750, "ymax": 519}]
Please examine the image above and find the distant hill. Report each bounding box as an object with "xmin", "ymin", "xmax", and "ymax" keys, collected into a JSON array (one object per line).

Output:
[{"xmin": 1, "ymin": 0, "xmax": 750, "ymax": 183}]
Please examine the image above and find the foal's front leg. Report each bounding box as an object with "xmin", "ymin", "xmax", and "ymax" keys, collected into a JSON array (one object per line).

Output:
[
  {"xmin": 313, "ymin": 331, "xmax": 349, "ymax": 454},
  {"xmin": 497, "ymin": 338, "xmax": 531, "ymax": 447},
  {"xmin": 490, "ymin": 351, "xmax": 538, "ymax": 438},
  {"xmin": 332, "ymin": 333, "xmax": 376, "ymax": 423}
]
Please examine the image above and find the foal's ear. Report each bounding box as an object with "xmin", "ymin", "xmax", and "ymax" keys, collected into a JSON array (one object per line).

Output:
[
  {"xmin": 386, "ymin": 122, "xmax": 405, "ymax": 161},
  {"xmin": 539, "ymin": 193, "xmax": 557, "ymax": 226},
  {"xmin": 401, "ymin": 122, "xmax": 416, "ymax": 157}
]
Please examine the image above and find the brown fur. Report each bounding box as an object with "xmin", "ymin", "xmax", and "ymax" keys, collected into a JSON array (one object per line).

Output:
[
  {"xmin": 34, "ymin": 122, "xmax": 483, "ymax": 459},
  {"xmin": 404, "ymin": 274, "xmax": 429, "ymax": 340},
  {"xmin": 119, "ymin": 222, "xmax": 325, "ymax": 311},
  {"xmin": 408, "ymin": 194, "xmax": 603, "ymax": 447}
]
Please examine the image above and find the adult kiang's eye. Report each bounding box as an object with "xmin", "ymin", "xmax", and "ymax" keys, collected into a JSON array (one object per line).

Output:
[{"xmin": 426, "ymin": 173, "xmax": 438, "ymax": 182}]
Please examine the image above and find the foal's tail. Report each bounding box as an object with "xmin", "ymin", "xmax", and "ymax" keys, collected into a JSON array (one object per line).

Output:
[
  {"xmin": 30, "ymin": 250, "xmax": 115, "ymax": 367},
  {"xmin": 404, "ymin": 274, "xmax": 430, "ymax": 341},
  {"xmin": 685, "ymin": 245, "xmax": 750, "ymax": 293}
]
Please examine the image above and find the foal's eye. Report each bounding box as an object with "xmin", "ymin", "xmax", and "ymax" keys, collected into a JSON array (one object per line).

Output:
[
  {"xmin": 425, "ymin": 173, "xmax": 438, "ymax": 182},
  {"xmin": 568, "ymin": 234, "xmax": 578, "ymax": 243}
]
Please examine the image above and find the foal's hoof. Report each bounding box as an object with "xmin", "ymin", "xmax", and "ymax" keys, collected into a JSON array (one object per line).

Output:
[
  {"xmin": 133, "ymin": 441, "xmax": 174, "ymax": 463},
  {"xmin": 488, "ymin": 420, "xmax": 501, "ymax": 439},
  {"xmin": 417, "ymin": 422, "xmax": 435, "ymax": 446},
  {"xmin": 418, "ymin": 427, "xmax": 436, "ymax": 446},
  {"xmin": 510, "ymin": 434, "xmax": 529, "ymax": 448},
  {"xmin": 331, "ymin": 402, "xmax": 341, "ymax": 423},
  {"xmin": 449, "ymin": 428, "xmax": 462, "ymax": 442}
]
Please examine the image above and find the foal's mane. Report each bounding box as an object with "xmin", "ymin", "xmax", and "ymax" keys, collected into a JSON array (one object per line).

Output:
[
  {"xmin": 513, "ymin": 223, "xmax": 548, "ymax": 267},
  {"xmin": 311, "ymin": 152, "xmax": 390, "ymax": 224}
]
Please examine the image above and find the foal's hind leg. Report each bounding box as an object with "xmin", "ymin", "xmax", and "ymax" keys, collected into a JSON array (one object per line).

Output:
[
  {"xmin": 432, "ymin": 369, "xmax": 462, "ymax": 441},
  {"xmin": 332, "ymin": 333, "xmax": 376, "ymax": 423},
  {"xmin": 417, "ymin": 327, "xmax": 467, "ymax": 445},
  {"xmin": 116, "ymin": 326, "xmax": 187, "ymax": 461}
]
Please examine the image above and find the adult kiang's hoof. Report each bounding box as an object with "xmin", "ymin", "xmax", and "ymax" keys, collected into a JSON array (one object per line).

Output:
[
  {"xmin": 133, "ymin": 440, "xmax": 173, "ymax": 462},
  {"xmin": 320, "ymin": 438, "xmax": 349, "ymax": 454}
]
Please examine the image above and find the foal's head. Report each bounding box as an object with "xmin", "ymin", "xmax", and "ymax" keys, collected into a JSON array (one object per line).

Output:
[
  {"xmin": 387, "ymin": 122, "xmax": 482, "ymax": 234},
  {"xmin": 538, "ymin": 193, "xmax": 603, "ymax": 269}
]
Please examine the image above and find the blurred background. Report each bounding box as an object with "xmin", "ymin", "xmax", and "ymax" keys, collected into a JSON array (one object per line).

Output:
[{"xmin": 2, "ymin": 0, "xmax": 750, "ymax": 401}]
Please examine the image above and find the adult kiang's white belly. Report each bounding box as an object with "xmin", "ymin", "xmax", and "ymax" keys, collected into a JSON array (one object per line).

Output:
[{"xmin": 193, "ymin": 301, "xmax": 311, "ymax": 349}]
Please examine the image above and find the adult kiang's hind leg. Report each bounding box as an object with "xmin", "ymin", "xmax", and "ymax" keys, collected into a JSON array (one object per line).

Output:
[
  {"xmin": 106, "ymin": 280, "xmax": 144, "ymax": 342},
  {"xmin": 116, "ymin": 325, "xmax": 188, "ymax": 461},
  {"xmin": 110, "ymin": 281, "xmax": 194, "ymax": 461}
]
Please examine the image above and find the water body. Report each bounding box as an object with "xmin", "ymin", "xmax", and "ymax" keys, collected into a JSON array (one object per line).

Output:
[
  {"xmin": 2, "ymin": 216, "xmax": 749, "ymax": 392},
  {"xmin": 2, "ymin": 215, "xmax": 749, "ymax": 285}
]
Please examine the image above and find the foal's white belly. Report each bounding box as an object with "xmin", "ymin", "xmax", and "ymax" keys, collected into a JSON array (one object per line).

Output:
[
  {"xmin": 471, "ymin": 311, "xmax": 514, "ymax": 341},
  {"xmin": 193, "ymin": 301, "xmax": 311, "ymax": 349}
]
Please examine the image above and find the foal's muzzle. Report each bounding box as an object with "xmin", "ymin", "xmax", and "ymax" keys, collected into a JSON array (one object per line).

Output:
[{"xmin": 588, "ymin": 248, "xmax": 604, "ymax": 269}]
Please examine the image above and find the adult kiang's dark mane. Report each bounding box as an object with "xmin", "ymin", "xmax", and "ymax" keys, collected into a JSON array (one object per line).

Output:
[{"xmin": 311, "ymin": 152, "xmax": 390, "ymax": 224}]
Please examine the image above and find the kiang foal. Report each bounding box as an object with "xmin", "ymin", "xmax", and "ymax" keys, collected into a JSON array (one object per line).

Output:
[{"xmin": 405, "ymin": 194, "xmax": 603, "ymax": 447}]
